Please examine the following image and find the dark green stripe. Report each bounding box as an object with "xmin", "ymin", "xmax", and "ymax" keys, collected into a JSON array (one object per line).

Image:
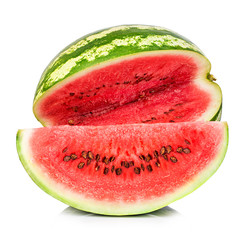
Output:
[
  {"xmin": 211, "ymin": 103, "xmax": 222, "ymax": 121},
  {"xmin": 34, "ymin": 25, "xmax": 203, "ymax": 103}
]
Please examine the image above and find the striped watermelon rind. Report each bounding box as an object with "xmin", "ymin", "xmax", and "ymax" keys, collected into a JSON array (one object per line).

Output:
[{"xmin": 34, "ymin": 24, "xmax": 205, "ymax": 104}]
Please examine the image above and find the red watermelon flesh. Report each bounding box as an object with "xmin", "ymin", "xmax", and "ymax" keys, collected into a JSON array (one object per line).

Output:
[
  {"xmin": 33, "ymin": 52, "xmax": 220, "ymax": 126},
  {"xmin": 17, "ymin": 122, "xmax": 228, "ymax": 215}
]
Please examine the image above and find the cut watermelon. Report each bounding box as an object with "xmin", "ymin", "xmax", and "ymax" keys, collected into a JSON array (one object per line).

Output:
[
  {"xmin": 17, "ymin": 25, "xmax": 227, "ymax": 215},
  {"xmin": 17, "ymin": 122, "xmax": 228, "ymax": 215},
  {"xmin": 33, "ymin": 25, "xmax": 222, "ymax": 126}
]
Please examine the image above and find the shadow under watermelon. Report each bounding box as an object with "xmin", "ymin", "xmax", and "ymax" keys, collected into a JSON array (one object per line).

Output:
[{"xmin": 61, "ymin": 205, "xmax": 181, "ymax": 218}]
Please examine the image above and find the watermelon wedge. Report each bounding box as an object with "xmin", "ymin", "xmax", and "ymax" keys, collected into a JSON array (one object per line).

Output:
[
  {"xmin": 16, "ymin": 122, "xmax": 228, "ymax": 215},
  {"xmin": 33, "ymin": 25, "xmax": 222, "ymax": 126}
]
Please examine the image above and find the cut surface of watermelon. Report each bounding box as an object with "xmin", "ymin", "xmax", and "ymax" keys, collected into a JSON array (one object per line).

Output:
[
  {"xmin": 33, "ymin": 25, "xmax": 222, "ymax": 126},
  {"xmin": 17, "ymin": 122, "xmax": 228, "ymax": 215},
  {"xmin": 34, "ymin": 51, "xmax": 221, "ymax": 126}
]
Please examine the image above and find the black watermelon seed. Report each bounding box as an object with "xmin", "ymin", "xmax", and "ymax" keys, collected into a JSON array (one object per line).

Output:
[
  {"xmin": 184, "ymin": 139, "xmax": 191, "ymax": 145},
  {"xmin": 147, "ymin": 165, "xmax": 153, "ymax": 172},
  {"xmin": 102, "ymin": 157, "xmax": 109, "ymax": 165},
  {"xmin": 63, "ymin": 156, "xmax": 71, "ymax": 162},
  {"xmin": 154, "ymin": 150, "xmax": 159, "ymax": 158},
  {"xmin": 95, "ymin": 154, "xmax": 100, "ymax": 162},
  {"xmin": 70, "ymin": 154, "xmax": 77, "ymax": 160},
  {"xmin": 87, "ymin": 151, "xmax": 94, "ymax": 160},
  {"xmin": 81, "ymin": 151, "xmax": 87, "ymax": 159},
  {"xmin": 62, "ymin": 147, "xmax": 68, "ymax": 153},
  {"xmin": 145, "ymin": 154, "xmax": 152, "ymax": 162},
  {"xmin": 129, "ymin": 161, "xmax": 134, "ymax": 167},
  {"xmin": 155, "ymin": 160, "xmax": 161, "ymax": 167},
  {"xmin": 170, "ymin": 156, "xmax": 178, "ymax": 163},
  {"xmin": 69, "ymin": 93, "xmax": 75, "ymax": 96},
  {"xmin": 95, "ymin": 164, "xmax": 100, "ymax": 171},
  {"xmin": 141, "ymin": 164, "xmax": 145, "ymax": 171},
  {"xmin": 68, "ymin": 120, "xmax": 74, "ymax": 125},
  {"xmin": 139, "ymin": 154, "xmax": 145, "ymax": 161},
  {"xmin": 104, "ymin": 167, "xmax": 109, "ymax": 175},
  {"xmin": 124, "ymin": 161, "xmax": 130, "ymax": 168},
  {"xmin": 166, "ymin": 145, "xmax": 172, "ymax": 154},
  {"xmin": 176, "ymin": 147, "xmax": 183, "ymax": 153},
  {"xmin": 77, "ymin": 162, "xmax": 85, "ymax": 169},
  {"xmin": 183, "ymin": 148, "xmax": 191, "ymax": 154},
  {"xmin": 109, "ymin": 156, "xmax": 115, "ymax": 162},
  {"xmin": 87, "ymin": 159, "xmax": 91, "ymax": 165},
  {"xmin": 115, "ymin": 168, "xmax": 122, "ymax": 175},
  {"xmin": 160, "ymin": 146, "xmax": 166, "ymax": 155},
  {"xmin": 111, "ymin": 165, "xmax": 115, "ymax": 173},
  {"xmin": 134, "ymin": 167, "xmax": 141, "ymax": 174}
]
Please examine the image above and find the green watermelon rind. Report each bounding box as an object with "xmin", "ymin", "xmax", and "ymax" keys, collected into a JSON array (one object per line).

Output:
[
  {"xmin": 33, "ymin": 50, "xmax": 222, "ymax": 126},
  {"xmin": 211, "ymin": 103, "xmax": 222, "ymax": 121},
  {"xmin": 34, "ymin": 24, "xmax": 204, "ymax": 104},
  {"xmin": 16, "ymin": 123, "xmax": 228, "ymax": 216}
]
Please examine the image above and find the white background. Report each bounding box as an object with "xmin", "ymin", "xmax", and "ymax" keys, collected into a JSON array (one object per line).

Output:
[{"xmin": 1, "ymin": 0, "xmax": 244, "ymax": 239}]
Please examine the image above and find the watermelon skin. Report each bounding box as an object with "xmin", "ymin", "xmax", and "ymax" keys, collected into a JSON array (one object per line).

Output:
[
  {"xmin": 16, "ymin": 122, "xmax": 228, "ymax": 215},
  {"xmin": 33, "ymin": 25, "xmax": 222, "ymax": 126},
  {"xmin": 34, "ymin": 25, "xmax": 203, "ymax": 104},
  {"xmin": 211, "ymin": 104, "xmax": 222, "ymax": 121}
]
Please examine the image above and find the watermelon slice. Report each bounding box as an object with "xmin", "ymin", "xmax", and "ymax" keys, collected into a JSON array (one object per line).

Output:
[
  {"xmin": 33, "ymin": 25, "xmax": 222, "ymax": 126},
  {"xmin": 17, "ymin": 122, "xmax": 228, "ymax": 215}
]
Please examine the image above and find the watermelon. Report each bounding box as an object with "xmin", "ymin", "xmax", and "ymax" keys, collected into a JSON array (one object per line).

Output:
[
  {"xmin": 16, "ymin": 122, "xmax": 228, "ymax": 215},
  {"xmin": 33, "ymin": 25, "xmax": 222, "ymax": 126}
]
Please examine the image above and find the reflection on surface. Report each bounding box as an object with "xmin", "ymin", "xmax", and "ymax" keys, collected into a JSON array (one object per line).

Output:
[
  {"xmin": 54, "ymin": 205, "xmax": 183, "ymax": 238},
  {"xmin": 61, "ymin": 205, "xmax": 180, "ymax": 218}
]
